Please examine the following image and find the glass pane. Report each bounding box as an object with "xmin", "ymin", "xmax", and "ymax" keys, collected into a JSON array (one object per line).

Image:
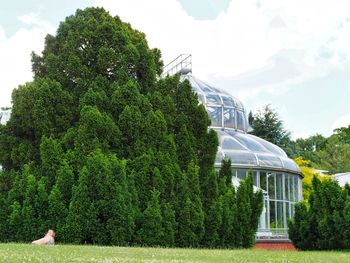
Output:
[
  {"xmin": 236, "ymin": 110, "xmax": 245, "ymax": 131},
  {"xmin": 215, "ymin": 150, "xmax": 224, "ymax": 165},
  {"xmin": 277, "ymin": 201, "xmax": 284, "ymax": 229},
  {"xmin": 284, "ymin": 174, "xmax": 290, "ymax": 201},
  {"xmin": 234, "ymin": 133, "xmax": 267, "ymax": 152},
  {"xmin": 223, "ymin": 150, "xmax": 258, "ymax": 165},
  {"xmin": 206, "ymin": 106, "xmax": 222, "ymax": 127},
  {"xmin": 197, "ymin": 93, "xmax": 205, "ymax": 104},
  {"xmin": 260, "ymin": 172, "xmax": 267, "ymax": 191},
  {"xmin": 223, "ymin": 107, "xmax": 235, "ymax": 128},
  {"xmin": 269, "ymin": 200, "xmax": 276, "ymax": 229},
  {"xmin": 289, "ymin": 175, "xmax": 298, "ymax": 202},
  {"xmin": 237, "ymin": 170, "xmax": 247, "ymax": 180},
  {"xmin": 286, "ymin": 202, "xmax": 290, "ymax": 221},
  {"xmin": 235, "ymin": 99, "xmax": 244, "ymax": 109},
  {"xmin": 232, "ymin": 169, "xmax": 237, "ymax": 178},
  {"xmin": 253, "ymin": 171, "xmax": 258, "ymax": 186},
  {"xmin": 291, "ymin": 203, "xmax": 295, "ymax": 218},
  {"xmin": 264, "ymin": 199, "xmax": 268, "ymax": 229},
  {"xmin": 268, "ymin": 173, "xmax": 275, "ymax": 200},
  {"xmin": 282, "ymin": 158, "xmax": 299, "ymax": 171},
  {"xmin": 221, "ymin": 96, "xmax": 235, "ymax": 107},
  {"xmin": 256, "ymin": 153, "xmax": 283, "ymax": 168},
  {"xmin": 206, "ymin": 94, "xmax": 222, "ymax": 105},
  {"xmin": 253, "ymin": 136, "xmax": 287, "ymax": 157},
  {"xmin": 196, "ymin": 79, "xmax": 213, "ymax": 92},
  {"xmin": 294, "ymin": 177, "xmax": 299, "ymax": 201},
  {"xmin": 276, "ymin": 173, "xmax": 283, "ymax": 200},
  {"xmin": 290, "ymin": 176, "xmax": 295, "ymax": 202},
  {"xmin": 260, "ymin": 199, "xmax": 268, "ymax": 229},
  {"xmin": 221, "ymin": 138, "xmax": 246, "ymax": 150}
]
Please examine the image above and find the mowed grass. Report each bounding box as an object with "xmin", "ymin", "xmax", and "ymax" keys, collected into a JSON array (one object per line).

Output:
[{"xmin": 0, "ymin": 243, "xmax": 349, "ymax": 262}]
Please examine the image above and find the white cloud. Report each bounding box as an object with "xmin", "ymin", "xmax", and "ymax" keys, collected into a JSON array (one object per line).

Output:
[
  {"xmin": 18, "ymin": 13, "xmax": 53, "ymax": 29},
  {"xmin": 0, "ymin": 15, "xmax": 54, "ymax": 107},
  {"xmin": 94, "ymin": 0, "xmax": 350, "ymax": 99},
  {"xmin": 93, "ymin": 0, "xmax": 350, "ymax": 139},
  {"xmin": 331, "ymin": 113, "xmax": 350, "ymax": 132}
]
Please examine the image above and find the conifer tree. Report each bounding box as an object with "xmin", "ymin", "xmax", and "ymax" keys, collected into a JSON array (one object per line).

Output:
[
  {"xmin": 0, "ymin": 193, "xmax": 8, "ymax": 241},
  {"xmin": 35, "ymin": 177, "xmax": 49, "ymax": 235},
  {"xmin": 202, "ymin": 169, "xmax": 222, "ymax": 247},
  {"xmin": 186, "ymin": 162, "xmax": 205, "ymax": 243},
  {"xmin": 162, "ymin": 202, "xmax": 176, "ymax": 247},
  {"xmin": 40, "ymin": 136, "xmax": 63, "ymax": 190},
  {"xmin": 6, "ymin": 201, "xmax": 22, "ymax": 241},
  {"xmin": 234, "ymin": 174, "xmax": 253, "ymax": 247},
  {"xmin": 219, "ymin": 158, "xmax": 232, "ymax": 187},
  {"xmin": 107, "ymin": 159, "xmax": 135, "ymax": 245},
  {"xmin": 219, "ymin": 188, "xmax": 235, "ymax": 247},
  {"xmin": 138, "ymin": 190, "xmax": 164, "ymax": 246},
  {"xmin": 177, "ymin": 197, "xmax": 197, "ymax": 247},
  {"xmin": 61, "ymin": 168, "xmax": 93, "ymax": 244},
  {"xmin": 55, "ymin": 161, "xmax": 74, "ymax": 205},
  {"xmin": 289, "ymin": 176, "xmax": 350, "ymax": 250},
  {"xmin": 48, "ymin": 185, "xmax": 67, "ymax": 240},
  {"xmin": 288, "ymin": 202, "xmax": 309, "ymax": 249},
  {"xmin": 21, "ymin": 175, "xmax": 39, "ymax": 241}
]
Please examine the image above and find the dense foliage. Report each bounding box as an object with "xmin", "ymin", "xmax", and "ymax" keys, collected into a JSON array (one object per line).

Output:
[
  {"xmin": 293, "ymin": 157, "xmax": 331, "ymax": 202},
  {"xmin": 0, "ymin": 7, "xmax": 262, "ymax": 247},
  {"xmin": 250, "ymin": 105, "xmax": 350, "ymax": 174},
  {"xmin": 249, "ymin": 105, "xmax": 291, "ymax": 153},
  {"xmin": 289, "ymin": 177, "xmax": 350, "ymax": 250},
  {"xmin": 292, "ymin": 128, "xmax": 350, "ymax": 174}
]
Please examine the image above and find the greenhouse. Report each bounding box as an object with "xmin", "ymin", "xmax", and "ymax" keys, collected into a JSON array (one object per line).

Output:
[{"xmin": 167, "ymin": 55, "xmax": 303, "ymax": 239}]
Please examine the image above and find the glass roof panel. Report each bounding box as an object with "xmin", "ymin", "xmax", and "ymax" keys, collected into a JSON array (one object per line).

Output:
[
  {"xmin": 248, "ymin": 134, "xmax": 287, "ymax": 157},
  {"xmin": 256, "ymin": 153, "xmax": 283, "ymax": 168},
  {"xmin": 281, "ymin": 158, "xmax": 300, "ymax": 172},
  {"xmin": 223, "ymin": 107, "xmax": 235, "ymax": 129},
  {"xmin": 221, "ymin": 96, "xmax": 235, "ymax": 107},
  {"xmin": 196, "ymin": 79, "xmax": 214, "ymax": 92},
  {"xmin": 206, "ymin": 94, "xmax": 222, "ymax": 105},
  {"xmin": 215, "ymin": 149, "xmax": 225, "ymax": 165},
  {"xmin": 236, "ymin": 110, "xmax": 245, "ymax": 131},
  {"xmin": 221, "ymin": 137, "xmax": 247, "ymax": 151},
  {"xmin": 235, "ymin": 99, "xmax": 244, "ymax": 109},
  {"xmin": 230, "ymin": 131, "xmax": 269, "ymax": 152},
  {"xmin": 224, "ymin": 150, "xmax": 258, "ymax": 165},
  {"xmin": 206, "ymin": 106, "xmax": 222, "ymax": 127},
  {"xmin": 197, "ymin": 93, "xmax": 205, "ymax": 104}
]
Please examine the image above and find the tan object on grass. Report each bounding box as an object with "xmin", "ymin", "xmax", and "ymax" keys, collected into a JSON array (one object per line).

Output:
[{"xmin": 32, "ymin": 229, "xmax": 55, "ymax": 245}]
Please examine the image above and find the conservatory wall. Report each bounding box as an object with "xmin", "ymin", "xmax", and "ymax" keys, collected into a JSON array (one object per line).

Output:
[{"xmin": 229, "ymin": 169, "xmax": 302, "ymax": 236}]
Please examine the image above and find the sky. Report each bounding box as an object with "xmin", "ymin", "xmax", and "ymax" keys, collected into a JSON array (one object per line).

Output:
[{"xmin": 1, "ymin": 0, "xmax": 350, "ymax": 139}]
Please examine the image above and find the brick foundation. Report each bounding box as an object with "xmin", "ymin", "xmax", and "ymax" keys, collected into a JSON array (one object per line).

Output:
[{"xmin": 254, "ymin": 240, "xmax": 297, "ymax": 250}]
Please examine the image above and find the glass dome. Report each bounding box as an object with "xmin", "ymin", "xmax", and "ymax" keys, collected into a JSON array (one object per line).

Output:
[
  {"xmin": 182, "ymin": 73, "xmax": 302, "ymax": 238},
  {"xmin": 181, "ymin": 75, "xmax": 248, "ymax": 132},
  {"xmin": 181, "ymin": 74, "xmax": 301, "ymax": 175}
]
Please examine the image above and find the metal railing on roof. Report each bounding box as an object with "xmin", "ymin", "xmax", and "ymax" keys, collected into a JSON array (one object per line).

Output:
[{"xmin": 161, "ymin": 54, "xmax": 192, "ymax": 78}]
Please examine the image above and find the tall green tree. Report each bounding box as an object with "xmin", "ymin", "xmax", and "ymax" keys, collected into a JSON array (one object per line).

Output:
[
  {"xmin": 138, "ymin": 190, "xmax": 164, "ymax": 246},
  {"xmin": 289, "ymin": 176, "xmax": 350, "ymax": 250},
  {"xmin": 249, "ymin": 105, "xmax": 291, "ymax": 152},
  {"xmin": 317, "ymin": 135, "xmax": 350, "ymax": 174}
]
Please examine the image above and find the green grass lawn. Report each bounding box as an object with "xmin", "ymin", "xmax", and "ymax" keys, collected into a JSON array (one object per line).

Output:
[{"xmin": 0, "ymin": 243, "xmax": 349, "ymax": 262}]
